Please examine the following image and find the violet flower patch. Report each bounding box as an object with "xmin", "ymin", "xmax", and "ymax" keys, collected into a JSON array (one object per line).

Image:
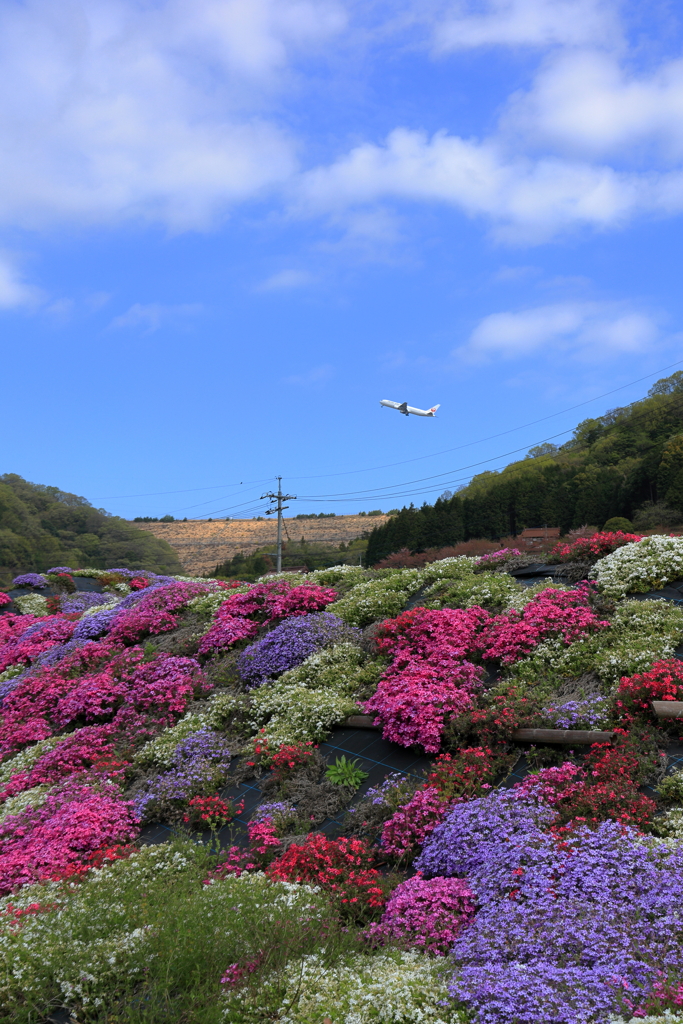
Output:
[
  {"xmin": 417, "ymin": 789, "xmax": 683, "ymax": 1024},
  {"xmin": 237, "ymin": 612, "xmax": 361, "ymax": 688}
]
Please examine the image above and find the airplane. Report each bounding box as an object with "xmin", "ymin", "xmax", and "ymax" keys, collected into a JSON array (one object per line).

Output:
[{"xmin": 380, "ymin": 399, "xmax": 440, "ymax": 417}]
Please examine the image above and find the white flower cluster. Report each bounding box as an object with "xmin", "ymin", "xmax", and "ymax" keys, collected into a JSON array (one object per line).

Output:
[
  {"xmin": 0, "ymin": 735, "xmax": 63, "ymax": 787},
  {"xmin": 420, "ymin": 556, "xmax": 479, "ymax": 584},
  {"xmin": 329, "ymin": 570, "xmax": 423, "ymax": 627},
  {"xmin": 13, "ymin": 592, "xmax": 49, "ymax": 616},
  {"xmin": 508, "ymin": 598, "xmax": 683, "ymax": 689},
  {"xmin": 591, "ymin": 535, "xmax": 683, "ymax": 598},
  {"xmin": 0, "ymin": 783, "xmax": 50, "ymax": 825},
  {"xmin": 209, "ymin": 872, "xmax": 324, "ymax": 916},
  {"xmin": 424, "ymin": 570, "xmax": 522, "ymax": 612},
  {"xmin": 133, "ymin": 712, "xmax": 207, "ymax": 768},
  {"xmin": 224, "ymin": 949, "xmax": 465, "ymax": 1024},
  {"xmin": 0, "ymin": 664, "xmax": 24, "ymax": 685},
  {"xmin": 248, "ymin": 643, "xmax": 372, "ymax": 746},
  {"xmin": 610, "ymin": 1014, "xmax": 683, "ymax": 1024},
  {"xmin": 306, "ymin": 564, "xmax": 368, "ymax": 587}
]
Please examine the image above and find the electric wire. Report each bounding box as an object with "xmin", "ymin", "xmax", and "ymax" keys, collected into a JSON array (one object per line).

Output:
[{"xmin": 96, "ymin": 356, "xmax": 683, "ymax": 502}]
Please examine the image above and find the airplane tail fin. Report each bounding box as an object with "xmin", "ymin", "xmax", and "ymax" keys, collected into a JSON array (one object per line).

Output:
[{"xmin": 430, "ymin": 405, "xmax": 440, "ymax": 414}]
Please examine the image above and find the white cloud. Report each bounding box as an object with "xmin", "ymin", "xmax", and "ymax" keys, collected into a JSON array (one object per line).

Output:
[
  {"xmin": 108, "ymin": 303, "xmax": 203, "ymax": 333},
  {"xmin": 431, "ymin": 0, "xmax": 619, "ymax": 52},
  {"xmin": 504, "ymin": 50, "xmax": 683, "ymax": 161},
  {"xmin": 257, "ymin": 269, "xmax": 314, "ymax": 290},
  {"xmin": 297, "ymin": 127, "xmax": 671, "ymax": 242},
  {"xmin": 458, "ymin": 301, "xmax": 659, "ymax": 360},
  {"xmin": 0, "ymin": 0, "xmax": 344, "ymax": 231},
  {"xmin": 0, "ymin": 255, "xmax": 41, "ymax": 308}
]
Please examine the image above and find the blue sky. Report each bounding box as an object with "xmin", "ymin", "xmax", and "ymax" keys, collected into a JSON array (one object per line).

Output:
[{"xmin": 3, "ymin": 0, "xmax": 683, "ymax": 520}]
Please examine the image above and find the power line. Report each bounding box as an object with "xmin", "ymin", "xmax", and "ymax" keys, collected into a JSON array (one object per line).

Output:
[
  {"xmin": 285, "ymin": 356, "xmax": 683, "ymax": 481},
  {"xmin": 97, "ymin": 357, "xmax": 683, "ymax": 501}
]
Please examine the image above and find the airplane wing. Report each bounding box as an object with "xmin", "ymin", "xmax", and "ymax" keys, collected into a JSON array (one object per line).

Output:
[{"xmin": 398, "ymin": 402, "xmax": 408, "ymax": 415}]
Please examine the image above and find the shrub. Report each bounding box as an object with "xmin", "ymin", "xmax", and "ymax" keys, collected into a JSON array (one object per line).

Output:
[
  {"xmin": 656, "ymin": 769, "xmax": 683, "ymax": 806},
  {"xmin": 550, "ymin": 530, "xmax": 643, "ymax": 564},
  {"xmin": 381, "ymin": 787, "xmax": 450, "ymax": 858},
  {"xmin": 237, "ymin": 612, "xmax": 360, "ymax": 688},
  {"xmin": 366, "ymin": 874, "xmax": 475, "ymax": 954},
  {"xmin": 592, "ymin": 535, "xmax": 683, "ymax": 597},
  {"xmin": 615, "ymin": 660, "xmax": 683, "ymax": 726},
  {"xmin": 267, "ymin": 834, "xmax": 388, "ymax": 921},
  {"xmin": 604, "ymin": 517, "xmax": 634, "ymax": 532},
  {"xmin": 183, "ymin": 795, "xmax": 242, "ymax": 830},
  {"xmin": 426, "ymin": 746, "xmax": 515, "ymax": 800}
]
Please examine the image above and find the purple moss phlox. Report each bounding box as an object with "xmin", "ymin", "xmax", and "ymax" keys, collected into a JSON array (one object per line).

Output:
[
  {"xmin": 237, "ymin": 612, "xmax": 361, "ymax": 688},
  {"xmin": 416, "ymin": 789, "xmax": 683, "ymax": 1024}
]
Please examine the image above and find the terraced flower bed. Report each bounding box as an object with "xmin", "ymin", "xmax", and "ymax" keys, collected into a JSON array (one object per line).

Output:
[{"xmin": 3, "ymin": 540, "xmax": 683, "ymax": 1023}]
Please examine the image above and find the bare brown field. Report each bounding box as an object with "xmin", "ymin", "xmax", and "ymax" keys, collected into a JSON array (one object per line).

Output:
[{"xmin": 133, "ymin": 516, "xmax": 390, "ymax": 575}]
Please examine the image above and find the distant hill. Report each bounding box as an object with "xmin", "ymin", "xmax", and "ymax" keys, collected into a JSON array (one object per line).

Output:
[
  {"xmin": 366, "ymin": 371, "xmax": 683, "ymax": 565},
  {"xmin": 0, "ymin": 474, "xmax": 183, "ymax": 584},
  {"xmin": 134, "ymin": 515, "xmax": 390, "ymax": 575}
]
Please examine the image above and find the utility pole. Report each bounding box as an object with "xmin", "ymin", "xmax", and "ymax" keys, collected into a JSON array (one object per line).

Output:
[{"xmin": 261, "ymin": 477, "xmax": 296, "ymax": 572}]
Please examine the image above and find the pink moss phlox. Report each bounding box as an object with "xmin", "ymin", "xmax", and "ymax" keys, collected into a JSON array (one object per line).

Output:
[
  {"xmin": 366, "ymin": 873, "xmax": 475, "ymax": 954},
  {"xmin": 246, "ymin": 818, "xmax": 282, "ymax": 857},
  {"xmin": 365, "ymin": 665, "xmax": 480, "ymax": 753},
  {"xmin": 0, "ymin": 646, "xmax": 208, "ymax": 759},
  {"xmin": 368, "ymin": 608, "xmax": 488, "ymax": 751},
  {"xmin": 474, "ymin": 586, "xmax": 609, "ymax": 665},
  {"xmin": 512, "ymin": 762, "xmax": 585, "ymax": 805},
  {"xmin": 197, "ymin": 615, "xmax": 259, "ymax": 655},
  {"xmin": 0, "ymin": 778, "xmax": 139, "ymax": 894},
  {"xmin": 381, "ymin": 786, "xmax": 453, "ymax": 856},
  {"xmin": 375, "ymin": 606, "xmax": 488, "ymax": 662},
  {"xmin": 0, "ymin": 615, "xmax": 77, "ymax": 673},
  {"xmin": 198, "ymin": 580, "xmax": 337, "ymax": 654},
  {"xmin": 0, "ymin": 592, "xmax": 11, "ymax": 607},
  {"xmin": 108, "ymin": 581, "xmax": 211, "ymax": 644},
  {"xmin": 0, "ymin": 724, "xmax": 121, "ymax": 801}
]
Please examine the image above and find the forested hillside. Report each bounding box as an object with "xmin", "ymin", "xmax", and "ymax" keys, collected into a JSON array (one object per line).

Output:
[
  {"xmin": 0, "ymin": 474, "xmax": 183, "ymax": 583},
  {"xmin": 366, "ymin": 372, "xmax": 683, "ymax": 565}
]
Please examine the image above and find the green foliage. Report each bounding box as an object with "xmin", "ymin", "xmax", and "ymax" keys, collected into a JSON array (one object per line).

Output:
[
  {"xmin": 325, "ymin": 755, "xmax": 369, "ymax": 790},
  {"xmin": 226, "ymin": 949, "xmax": 467, "ymax": 1024},
  {"xmin": 656, "ymin": 768, "xmax": 683, "ymax": 806},
  {"xmin": 425, "ymin": 570, "xmax": 525, "ymax": 613},
  {"xmin": 0, "ymin": 473, "xmax": 183, "ymax": 584},
  {"xmin": 366, "ymin": 374, "xmax": 683, "ymax": 564},
  {"xmin": 0, "ymin": 840, "xmax": 349, "ymax": 1024},
  {"xmin": 506, "ymin": 598, "xmax": 683, "ymax": 689},
  {"xmin": 329, "ymin": 569, "xmax": 424, "ymax": 627},
  {"xmin": 603, "ymin": 517, "xmax": 634, "ymax": 532}
]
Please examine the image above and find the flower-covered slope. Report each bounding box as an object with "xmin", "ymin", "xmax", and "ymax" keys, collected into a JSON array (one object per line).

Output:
[{"xmin": 2, "ymin": 540, "xmax": 683, "ymax": 1023}]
